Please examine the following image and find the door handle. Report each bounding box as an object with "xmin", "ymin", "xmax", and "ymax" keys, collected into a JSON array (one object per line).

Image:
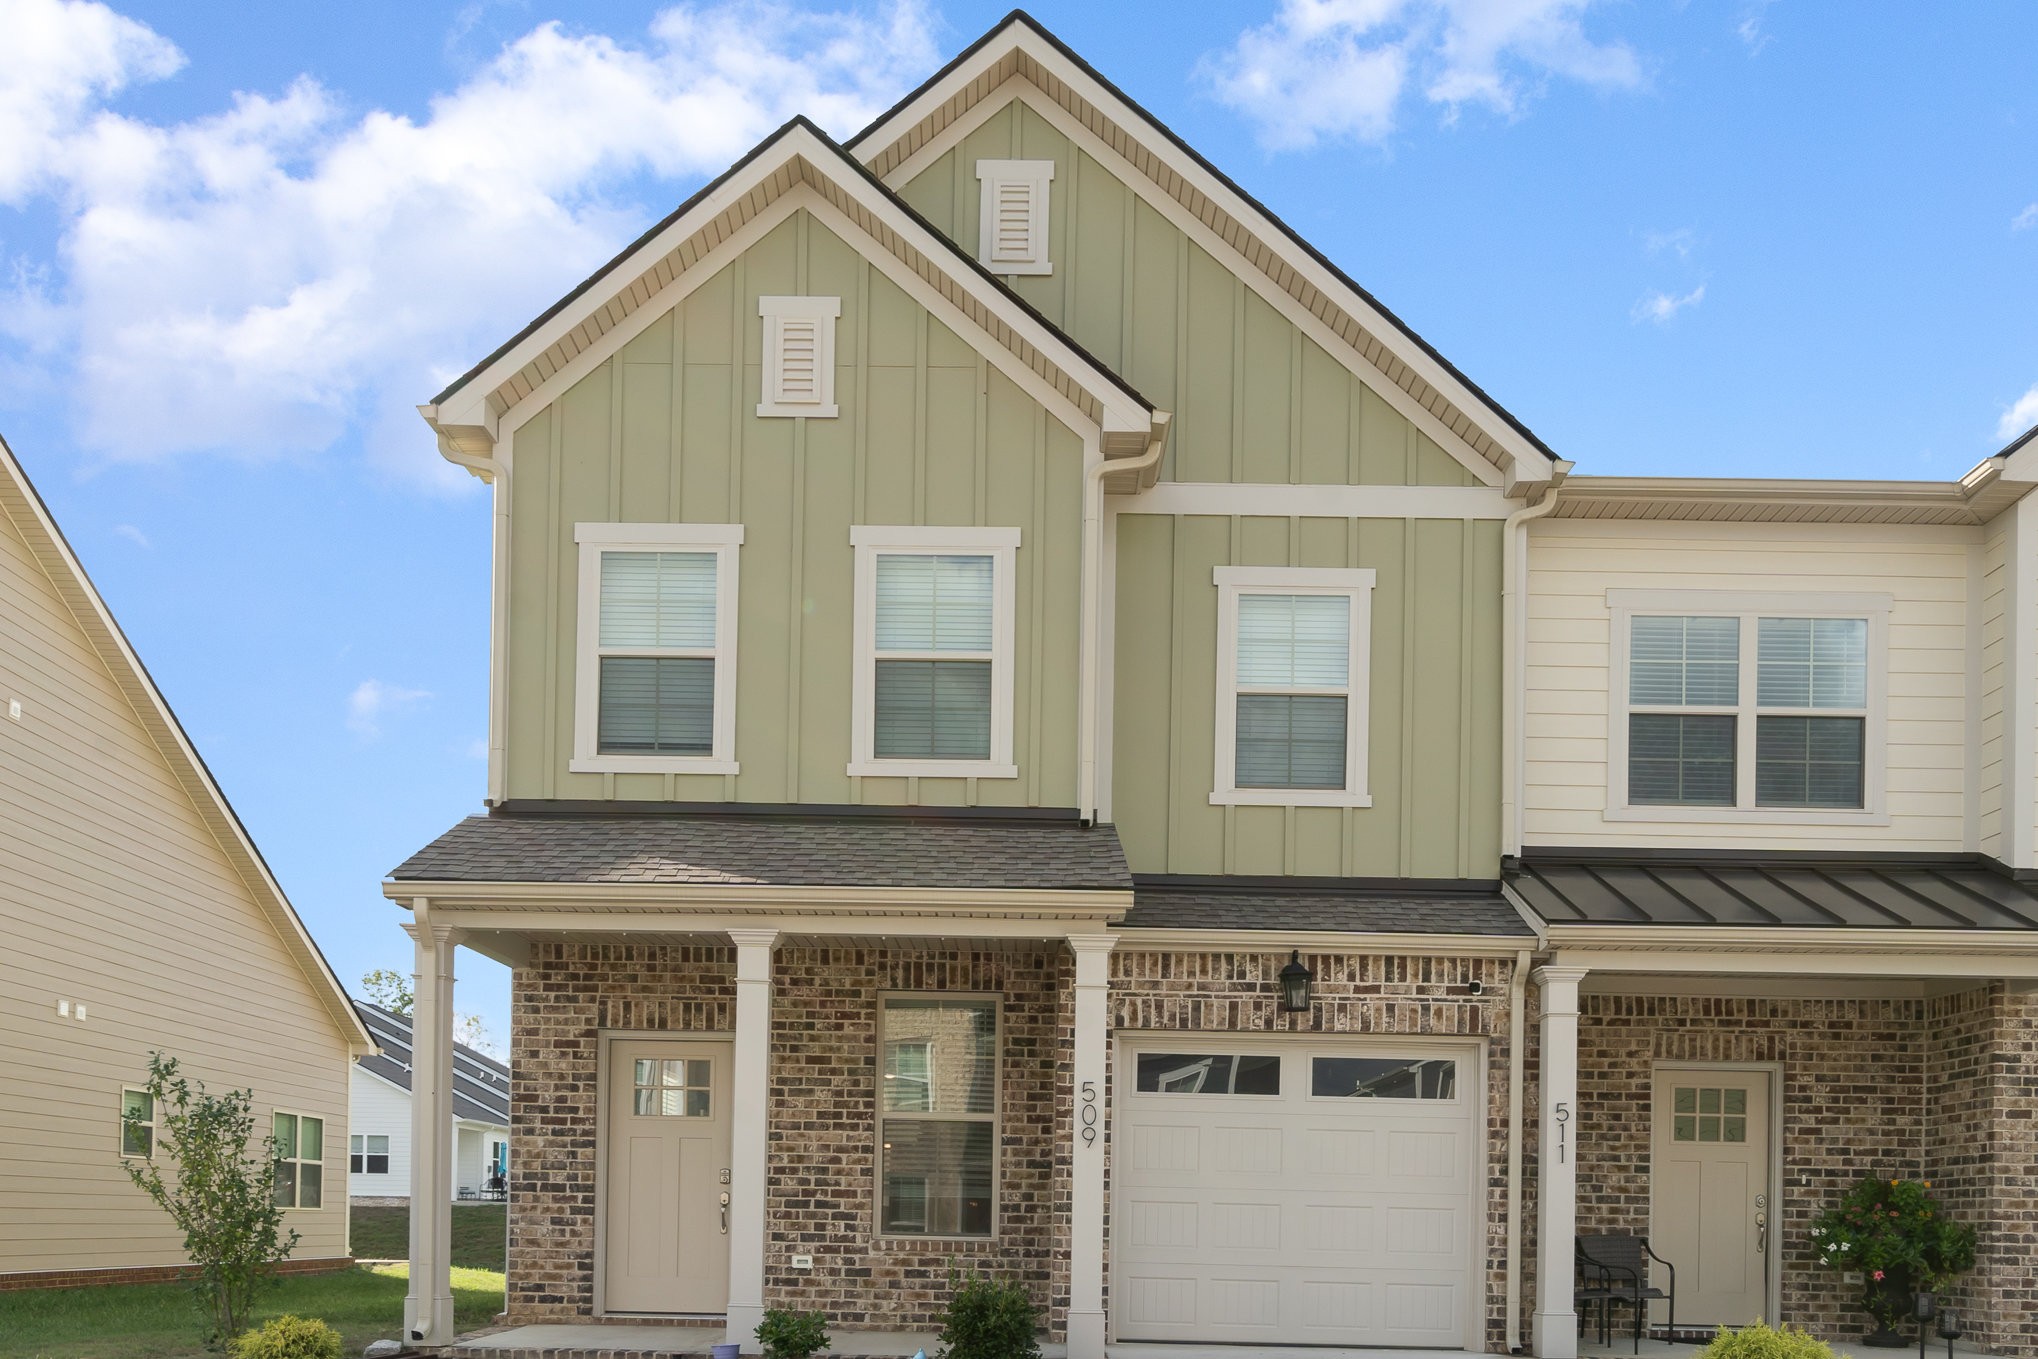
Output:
[
  {"xmin": 1755, "ymin": 1210, "xmax": 1767, "ymax": 1255},
  {"xmin": 720, "ymin": 1191, "xmax": 731, "ymax": 1235}
]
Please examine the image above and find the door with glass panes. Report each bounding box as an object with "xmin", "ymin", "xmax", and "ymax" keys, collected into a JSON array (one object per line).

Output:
[{"xmin": 603, "ymin": 1039, "xmax": 732, "ymax": 1313}]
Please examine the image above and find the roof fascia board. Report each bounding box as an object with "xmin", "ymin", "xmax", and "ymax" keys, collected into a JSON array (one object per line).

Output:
[
  {"xmin": 884, "ymin": 79, "xmax": 1508, "ymax": 490},
  {"xmin": 387, "ymin": 899, "xmax": 1127, "ymax": 937},
  {"xmin": 0, "ymin": 440, "xmax": 373, "ymax": 1056},
  {"xmin": 384, "ymin": 880, "xmax": 1129, "ymax": 914},
  {"xmin": 1114, "ymin": 928, "xmax": 1532, "ymax": 954},
  {"xmin": 852, "ymin": 22, "xmax": 1554, "ymax": 485}
]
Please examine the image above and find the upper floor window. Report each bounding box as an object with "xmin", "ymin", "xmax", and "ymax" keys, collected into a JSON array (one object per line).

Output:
[
  {"xmin": 849, "ymin": 527, "xmax": 1019, "ymax": 780},
  {"xmin": 572, "ymin": 524, "xmax": 743, "ymax": 776},
  {"xmin": 975, "ymin": 160, "xmax": 1054, "ymax": 276},
  {"xmin": 1212, "ymin": 566, "xmax": 1375, "ymax": 808},
  {"xmin": 757, "ymin": 295, "xmax": 840, "ymax": 418},
  {"xmin": 1609, "ymin": 589, "xmax": 1889, "ymax": 821}
]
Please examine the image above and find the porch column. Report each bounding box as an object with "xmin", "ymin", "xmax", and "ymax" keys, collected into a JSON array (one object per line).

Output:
[
  {"xmin": 404, "ymin": 907, "xmax": 460, "ymax": 1346},
  {"xmin": 727, "ymin": 929, "xmax": 779, "ymax": 1351},
  {"xmin": 1532, "ymin": 964, "xmax": 1589, "ymax": 1359},
  {"xmin": 1067, "ymin": 934, "xmax": 1117, "ymax": 1359}
]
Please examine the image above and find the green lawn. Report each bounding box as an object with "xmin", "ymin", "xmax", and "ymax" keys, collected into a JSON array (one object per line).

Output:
[
  {"xmin": 351, "ymin": 1201, "xmax": 508, "ymax": 1270},
  {"xmin": 0, "ymin": 1263, "xmax": 504, "ymax": 1359}
]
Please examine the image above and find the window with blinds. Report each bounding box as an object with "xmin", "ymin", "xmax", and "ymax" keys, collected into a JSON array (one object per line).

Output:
[
  {"xmin": 1622, "ymin": 609, "xmax": 1870, "ymax": 811},
  {"xmin": 757, "ymin": 295, "xmax": 840, "ymax": 417},
  {"xmin": 873, "ymin": 554, "xmax": 995, "ymax": 761},
  {"xmin": 974, "ymin": 160, "xmax": 1054, "ymax": 276}
]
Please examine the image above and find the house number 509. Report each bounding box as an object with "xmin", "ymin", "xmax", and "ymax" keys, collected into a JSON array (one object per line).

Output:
[{"xmin": 1079, "ymin": 1081, "xmax": 1099, "ymax": 1146}]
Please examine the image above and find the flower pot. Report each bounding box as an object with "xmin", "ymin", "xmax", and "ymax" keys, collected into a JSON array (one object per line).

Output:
[{"xmin": 1860, "ymin": 1273, "xmax": 1915, "ymax": 1348}]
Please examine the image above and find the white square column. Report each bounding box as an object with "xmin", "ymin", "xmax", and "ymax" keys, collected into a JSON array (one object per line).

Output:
[
  {"xmin": 404, "ymin": 907, "xmax": 460, "ymax": 1346},
  {"xmin": 1532, "ymin": 964, "xmax": 1589, "ymax": 1359},
  {"xmin": 1066, "ymin": 934, "xmax": 1117, "ymax": 1359},
  {"xmin": 727, "ymin": 929, "xmax": 779, "ymax": 1351}
]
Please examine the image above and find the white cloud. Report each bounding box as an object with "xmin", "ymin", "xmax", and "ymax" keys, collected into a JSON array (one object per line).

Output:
[
  {"xmin": 2013, "ymin": 203, "xmax": 2038, "ymax": 232},
  {"xmin": 1999, "ymin": 384, "xmax": 2038, "ymax": 443},
  {"xmin": 0, "ymin": 0, "xmax": 937, "ymax": 485},
  {"xmin": 1203, "ymin": 0, "xmax": 1642, "ymax": 151},
  {"xmin": 1644, "ymin": 226, "xmax": 1696, "ymax": 260},
  {"xmin": 1632, "ymin": 283, "xmax": 1705, "ymax": 324},
  {"xmin": 112, "ymin": 521, "xmax": 148, "ymax": 547},
  {"xmin": 346, "ymin": 678, "xmax": 431, "ymax": 737}
]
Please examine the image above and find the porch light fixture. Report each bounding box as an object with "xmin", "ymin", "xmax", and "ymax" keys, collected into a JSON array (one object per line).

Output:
[{"xmin": 1278, "ymin": 950, "xmax": 1314, "ymax": 1012}]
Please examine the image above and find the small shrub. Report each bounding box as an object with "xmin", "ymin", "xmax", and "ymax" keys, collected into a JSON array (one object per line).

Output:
[
  {"xmin": 936, "ymin": 1270, "xmax": 1040, "ymax": 1359},
  {"xmin": 227, "ymin": 1314, "xmax": 343, "ymax": 1359},
  {"xmin": 757, "ymin": 1307, "xmax": 831, "ymax": 1359},
  {"xmin": 1695, "ymin": 1320, "xmax": 1841, "ymax": 1359}
]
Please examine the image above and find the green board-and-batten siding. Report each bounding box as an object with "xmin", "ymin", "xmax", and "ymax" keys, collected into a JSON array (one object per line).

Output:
[
  {"xmin": 1111, "ymin": 513, "xmax": 1504, "ymax": 879},
  {"xmin": 894, "ymin": 99, "xmax": 1482, "ymax": 489},
  {"xmin": 502, "ymin": 207, "xmax": 1086, "ymax": 807}
]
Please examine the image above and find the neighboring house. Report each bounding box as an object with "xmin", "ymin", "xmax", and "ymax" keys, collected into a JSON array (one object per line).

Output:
[
  {"xmin": 0, "ymin": 434, "xmax": 372, "ymax": 1288},
  {"xmin": 349, "ymin": 1000, "xmax": 509, "ymax": 1203},
  {"xmin": 382, "ymin": 12, "xmax": 2038, "ymax": 1358}
]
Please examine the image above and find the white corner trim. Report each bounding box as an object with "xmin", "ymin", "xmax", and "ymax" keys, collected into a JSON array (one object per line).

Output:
[
  {"xmin": 976, "ymin": 158, "xmax": 1055, "ymax": 276},
  {"xmin": 1210, "ymin": 565, "xmax": 1377, "ymax": 808},
  {"xmin": 757, "ymin": 295, "xmax": 840, "ymax": 418},
  {"xmin": 1114, "ymin": 483, "xmax": 1516, "ymax": 520},
  {"xmin": 847, "ymin": 526, "xmax": 1023, "ymax": 781},
  {"xmin": 572, "ymin": 524, "xmax": 744, "ymax": 775}
]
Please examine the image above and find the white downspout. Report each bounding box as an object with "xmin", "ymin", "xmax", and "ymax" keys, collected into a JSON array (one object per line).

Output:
[
  {"xmin": 1505, "ymin": 945, "xmax": 1534, "ymax": 1352},
  {"xmin": 433, "ymin": 427, "xmax": 512, "ymax": 807},
  {"xmin": 1501, "ymin": 468, "xmax": 1568, "ymax": 856},
  {"xmin": 1079, "ymin": 415, "xmax": 1170, "ymax": 825}
]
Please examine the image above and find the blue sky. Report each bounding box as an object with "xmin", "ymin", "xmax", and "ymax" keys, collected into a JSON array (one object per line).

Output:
[{"xmin": 3, "ymin": 0, "xmax": 2035, "ymax": 1044}]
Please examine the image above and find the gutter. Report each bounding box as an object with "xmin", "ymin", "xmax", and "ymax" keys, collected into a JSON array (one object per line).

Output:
[
  {"xmin": 1079, "ymin": 413, "xmax": 1171, "ymax": 825},
  {"xmin": 1501, "ymin": 466, "xmax": 1569, "ymax": 855},
  {"xmin": 420, "ymin": 408, "xmax": 511, "ymax": 806}
]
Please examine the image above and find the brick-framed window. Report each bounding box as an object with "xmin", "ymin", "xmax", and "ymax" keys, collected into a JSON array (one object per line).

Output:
[{"xmin": 877, "ymin": 994, "xmax": 998, "ymax": 1238}]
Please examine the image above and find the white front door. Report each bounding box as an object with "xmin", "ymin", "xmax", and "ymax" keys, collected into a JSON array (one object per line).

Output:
[
  {"xmin": 1113, "ymin": 1039, "xmax": 1478, "ymax": 1348},
  {"xmin": 1650, "ymin": 1069, "xmax": 1771, "ymax": 1328},
  {"xmin": 604, "ymin": 1038, "xmax": 733, "ymax": 1314}
]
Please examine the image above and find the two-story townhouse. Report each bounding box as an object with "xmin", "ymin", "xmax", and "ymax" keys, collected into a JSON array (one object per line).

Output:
[{"xmin": 385, "ymin": 12, "xmax": 2038, "ymax": 1358}]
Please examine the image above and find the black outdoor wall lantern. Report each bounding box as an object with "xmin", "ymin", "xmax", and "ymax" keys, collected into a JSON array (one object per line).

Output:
[{"xmin": 1278, "ymin": 950, "xmax": 1315, "ymax": 1011}]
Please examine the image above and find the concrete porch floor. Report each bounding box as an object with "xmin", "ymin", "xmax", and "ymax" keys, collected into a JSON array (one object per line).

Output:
[{"xmin": 443, "ymin": 1327, "xmax": 1067, "ymax": 1359}]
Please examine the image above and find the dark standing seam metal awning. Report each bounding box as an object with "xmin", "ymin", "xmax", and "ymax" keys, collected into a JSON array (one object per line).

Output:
[{"xmin": 1507, "ymin": 850, "xmax": 2038, "ymax": 931}]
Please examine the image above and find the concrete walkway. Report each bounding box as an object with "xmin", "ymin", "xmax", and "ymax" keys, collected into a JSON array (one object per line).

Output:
[{"xmin": 445, "ymin": 1327, "xmax": 1066, "ymax": 1359}]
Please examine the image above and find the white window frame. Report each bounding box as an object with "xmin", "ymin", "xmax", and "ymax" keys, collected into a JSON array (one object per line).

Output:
[
  {"xmin": 571, "ymin": 523, "xmax": 744, "ymax": 776},
  {"xmin": 273, "ymin": 1110, "xmax": 325, "ymax": 1211},
  {"xmin": 975, "ymin": 159, "xmax": 1055, "ymax": 276},
  {"xmin": 1606, "ymin": 588, "xmax": 1892, "ymax": 824},
  {"xmin": 120, "ymin": 1087, "xmax": 155, "ymax": 1160},
  {"xmin": 876, "ymin": 991, "xmax": 1001, "ymax": 1241},
  {"xmin": 848, "ymin": 526, "xmax": 1020, "ymax": 780},
  {"xmin": 756, "ymin": 295, "xmax": 840, "ymax": 418},
  {"xmin": 1211, "ymin": 565, "xmax": 1376, "ymax": 808},
  {"xmin": 350, "ymin": 1133, "xmax": 390, "ymax": 1175}
]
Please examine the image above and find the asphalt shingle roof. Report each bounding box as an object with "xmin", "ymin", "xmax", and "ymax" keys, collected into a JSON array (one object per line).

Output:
[
  {"xmin": 390, "ymin": 811, "xmax": 1132, "ymax": 892},
  {"xmin": 354, "ymin": 1001, "xmax": 510, "ymax": 1125},
  {"xmin": 1122, "ymin": 880, "xmax": 1532, "ymax": 936}
]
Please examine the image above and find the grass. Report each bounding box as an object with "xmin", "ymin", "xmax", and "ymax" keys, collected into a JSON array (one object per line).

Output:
[
  {"xmin": 0, "ymin": 1263, "xmax": 504, "ymax": 1359},
  {"xmin": 350, "ymin": 1202, "xmax": 508, "ymax": 1271}
]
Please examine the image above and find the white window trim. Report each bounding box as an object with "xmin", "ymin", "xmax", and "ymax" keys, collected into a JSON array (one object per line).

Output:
[
  {"xmin": 120, "ymin": 1087, "xmax": 154, "ymax": 1161},
  {"xmin": 1605, "ymin": 588, "xmax": 1892, "ymax": 825},
  {"xmin": 975, "ymin": 159, "xmax": 1055, "ymax": 276},
  {"xmin": 848, "ymin": 526, "xmax": 1020, "ymax": 780},
  {"xmin": 1211, "ymin": 565, "xmax": 1376, "ymax": 808},
  {"xmin": 875, "ymin": 991, "xmax": 1001, "ymax": 1241},
  {"xmin": 757, "ymin": 295, "xmax": 841, "ymax": 418},
  {"xmin": 274, "ymin": 1110, "xmax": 325, "ymax": 1211},
  {"xmin": 571, "ymin": 522, "xmax": 744, "ymax": 776},
  {"xmin": 350, "ymin": 1133, "xmax": 390, "ymax": 1175}
]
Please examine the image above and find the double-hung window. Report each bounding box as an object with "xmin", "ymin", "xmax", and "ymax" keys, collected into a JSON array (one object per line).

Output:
[
  {"xmin": 572, "ymin": 524, "xmax": 742, "ymax": 775},
  {"xmin": 120, "ymin": 1088, "xmax": 155, "ymax": 1159},
  {"xmin": 349, "ymin": 1134, "xmax": 389, "ymax": 1175},
  {"xmin": 1212, "ymin": 566, "xmax": 1375, "ymax": 807},
  {"xmin": 273, "ymin": 1112, "xmax": 324, "ymax": 1209},
  {"xmin": 1611, "ymin": 590, "xmax": 1888, "ymax": 819},
  {"xmin": 878, "ymin": 995, "xmax": 997, "ymax": 1237},
  {"xmin": 849, "ymin": 527, "xmax": 1019, "ymax": 779}
]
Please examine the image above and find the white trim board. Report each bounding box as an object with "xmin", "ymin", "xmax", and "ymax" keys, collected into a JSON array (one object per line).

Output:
[{"xmin": 1111, "ymin": 483, "xmax": 1514, "ymax": 519}]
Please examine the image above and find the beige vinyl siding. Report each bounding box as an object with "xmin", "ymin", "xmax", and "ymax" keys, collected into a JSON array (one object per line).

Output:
[
  {"xmin": 502, "ymin": 208, "xmax": 1086, "ymax": 806},
  {"xmin": 1111, "ymin": 513, "xmax": 1502, "ymax": 877},
  {"xmin": 1523, "ymin": 518, "xmax": 1973, "ymax": 851},
  {"xmin": 1979, "ymin": 517, "xmax": 2008, "ymax": 857},
  {"xmin": 0, "ymin": 509, "xmax": 349, "ymax": 1274},
  {"xmin": 894, "ymin": 99, "xmax": 1479, "ymax": 489}
]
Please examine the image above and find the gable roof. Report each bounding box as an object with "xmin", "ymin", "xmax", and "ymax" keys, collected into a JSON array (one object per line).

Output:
[
  {"xmin": 422, "ymin": 116, "xmax": 1164, "ymax": 466},
  {"xmin": 847, "ymin": 9, "xmax": 1559, "ymax": 489},
  {"xmin": 354, "ymin": 1000, "xmax": 510, "ymax": 1126},
  {"xmin": 0, "ymin": 435, "xmax": 372, "ymax": 1056}
]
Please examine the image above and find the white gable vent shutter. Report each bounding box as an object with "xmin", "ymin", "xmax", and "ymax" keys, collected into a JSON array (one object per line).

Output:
[
  {"xmin": 757, "ymin": 296, "xmax": 840, "ymax": 417},
  {"xmin": 975, "ymin": 160, "xmax": 1054, "ymax": 276}
]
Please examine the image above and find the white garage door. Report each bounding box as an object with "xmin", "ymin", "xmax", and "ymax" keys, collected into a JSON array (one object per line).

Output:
[{"xmin": 1113, "ymin": 1040, "xmax": 1478, "ymax": 1348}]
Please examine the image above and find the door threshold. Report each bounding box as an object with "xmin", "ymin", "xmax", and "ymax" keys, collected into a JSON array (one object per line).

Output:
[{"xmin": 597, "ymin": 1313, "xmax": 728, "ymax": 1322}]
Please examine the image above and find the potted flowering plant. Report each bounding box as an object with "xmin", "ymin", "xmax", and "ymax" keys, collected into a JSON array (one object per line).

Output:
[{"xmin": 1808, "ymin": 1176, "xmax": 1975, "ymax": 1347}]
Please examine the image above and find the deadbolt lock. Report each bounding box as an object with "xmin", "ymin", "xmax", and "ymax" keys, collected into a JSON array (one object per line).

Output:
[{"xmin": 720, "ymin": 1168, "xmax": 732, "ymax": 1185}]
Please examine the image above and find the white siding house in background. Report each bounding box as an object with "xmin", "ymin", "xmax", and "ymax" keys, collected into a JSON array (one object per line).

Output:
[{"xmin": 349, "ymin": 1002, "xmax": 509, "ymax": 1202}]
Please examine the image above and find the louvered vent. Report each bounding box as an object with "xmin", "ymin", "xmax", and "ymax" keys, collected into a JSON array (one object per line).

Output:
[
  {"xmin": 757, "ymin": 296, "xmax": 840, "ymax": 418},
  {"xmin": 976, "ymin": 160, "xmax": 1054, "ymax": 276}
]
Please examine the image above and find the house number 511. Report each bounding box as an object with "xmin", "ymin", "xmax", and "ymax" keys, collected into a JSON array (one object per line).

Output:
[
  {"xmin": 1554, "ymin": 1101, "xmax": 1570, "ymax": 1165},
  {"xmin": 1080, "ymin": 1081, "xmax": 1099, "ymax": 1146}
]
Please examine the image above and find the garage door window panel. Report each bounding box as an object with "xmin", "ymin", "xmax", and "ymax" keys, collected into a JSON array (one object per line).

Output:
[
  {"xmin": 1134, "ymin": 1052, "xmax": 1281, "ymax": 1095},
  {"xmin": 879, "ymin": 996, "xmax": 997, "ymax": 1237},
  {"xmin": 1311, "ymin": 1055, "xmax": 1458, "ymax": 1100}
]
